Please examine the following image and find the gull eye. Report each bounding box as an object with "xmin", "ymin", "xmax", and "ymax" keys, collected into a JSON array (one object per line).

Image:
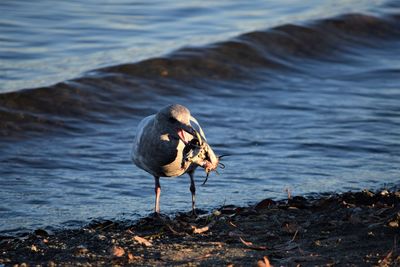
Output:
[{"xmin": 169, "ymin": 116, "xmax": 176, "ymax": 122}]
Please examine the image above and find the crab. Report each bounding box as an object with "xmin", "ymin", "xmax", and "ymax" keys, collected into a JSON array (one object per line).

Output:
[{"xmin": 182, "ymin": 133, "xmax": 225, "ymax": 185}]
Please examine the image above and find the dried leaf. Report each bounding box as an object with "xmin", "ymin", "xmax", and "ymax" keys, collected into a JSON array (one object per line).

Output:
[
  {"xmin": 192, "ymin": 221, "xmax": 216, "ymax": 234},
  {"xmin": 128, "ymin": 252, "xmax": 141, "ymax": 263},
  {"xmin": 133, "ymin": 235, "xmax": 152, "ymax": 247},
  {"xmin": 257, "ymin": 256, "xmax": 272, "ymax": 267},
  {"xmin": 239, "ymin": 237, "xmax": 267, "ymax": 251},
  {"xmin": 257, "ymin": 260, "xmax": 265, "ymax": 267},
  {"xmin": 128, "ymin": 252, "xmax": 135, "ymax": 260},
  {"xmin": 192, "ymin": 225, "xmax": 210, "ymax": 234},
  {"xmin": 112, "ymin": 246, "xmax": 125, "ymax": 257},
  {"xmin": 264, "ymin": 256, "xmax": 271, "ymax": 267}
]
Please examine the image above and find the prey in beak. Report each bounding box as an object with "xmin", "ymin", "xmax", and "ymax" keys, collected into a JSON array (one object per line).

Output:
[
  {"xmin": 176, "ymin": 124, "xmax": 203, "ymax": 146},
  {"xmin": 180, "ymin": 128, "xmax": 222, "ymax": 185}
]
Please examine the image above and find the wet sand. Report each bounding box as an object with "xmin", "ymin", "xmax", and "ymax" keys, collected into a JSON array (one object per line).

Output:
[{"xmin": 1, "ymin": 189, "xmax": 399, "ymax": 266}]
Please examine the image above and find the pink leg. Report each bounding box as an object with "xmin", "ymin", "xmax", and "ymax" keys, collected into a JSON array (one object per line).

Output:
[{"xmin": 154, "ymin": 176, "xmax": 161, "ymax": 214}]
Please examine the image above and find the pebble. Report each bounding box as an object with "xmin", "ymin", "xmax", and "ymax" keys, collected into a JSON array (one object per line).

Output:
[
  {"xmin": 388, "ymin": 221, "xmax": 399, "ymax": 228},
  {"xmin": 380, "ymin": 190, "xmax": 389, "ymax": 196},
  {"xmin": 30, "ymin": 244, "xmax": 38, "ymax": 252},
  {"xmin": 212, "ymin": 210, "xmax": 221, "ymax": 216},
  {"xmin": 75, "ymin": 245, "xmax": 89, "ymax": 255}
]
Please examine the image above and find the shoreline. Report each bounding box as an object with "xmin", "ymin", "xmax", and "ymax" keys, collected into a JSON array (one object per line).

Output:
[{"xmin": 1, "ymin": 189, "xmax": 399, "ymax": 266}]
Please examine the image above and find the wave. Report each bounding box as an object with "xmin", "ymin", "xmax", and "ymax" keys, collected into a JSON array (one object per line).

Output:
[{"xmin": 0, "ymin": 13, "xmax": 399, "ymax": 138}]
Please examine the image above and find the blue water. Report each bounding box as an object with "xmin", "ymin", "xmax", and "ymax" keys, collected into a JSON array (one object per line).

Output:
[
  {"xmin": 0, "ymin": 0, "xmax": 387, "ymax": 92},
  {"xmin": 1, "ymin": 0, "xmax": 400, "ymax": 235}
]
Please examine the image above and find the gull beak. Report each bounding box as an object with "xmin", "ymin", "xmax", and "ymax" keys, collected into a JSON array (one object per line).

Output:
[{"xmin": 177, "ymin": 124, "xmax": 203, "ymax": 145}]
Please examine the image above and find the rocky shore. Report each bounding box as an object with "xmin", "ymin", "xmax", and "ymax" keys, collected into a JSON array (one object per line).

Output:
[{"xmin": 1, "ymin": 189, "xmax": 400, "ymax": 266}]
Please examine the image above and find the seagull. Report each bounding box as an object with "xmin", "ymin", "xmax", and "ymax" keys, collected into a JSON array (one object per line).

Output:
[{"xmin": 131, "ymin": 104, "xmax": 219, "ymax": 215}]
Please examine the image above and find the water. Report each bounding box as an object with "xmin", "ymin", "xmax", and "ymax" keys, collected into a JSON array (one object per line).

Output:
[
  {"xmin": 1, "ymin": 0, "xmax": 400, "ymax": 235},
  {"xmin": 0, "ymin": 0, "xmax": 388, "ymax": 92}
]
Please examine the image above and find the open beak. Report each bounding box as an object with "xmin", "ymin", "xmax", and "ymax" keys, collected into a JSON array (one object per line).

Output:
[{"xmin": 177, "ymin": 124, "xmax": 202, "ymax": 145}]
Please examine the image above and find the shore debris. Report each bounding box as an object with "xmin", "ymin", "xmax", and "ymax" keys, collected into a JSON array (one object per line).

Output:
[
  {"xmin": 133, "ymin": 235, "xmax": 152, "ymax": 247},
  {"xmin": 1, "ymin": 188, "xmax": 400, "ymax": 266}
]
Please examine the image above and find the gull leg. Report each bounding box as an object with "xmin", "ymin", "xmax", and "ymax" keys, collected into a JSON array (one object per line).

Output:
[
  {"xmin": 154, "ymin": 176, "xmax": 161, "ymax": 214},
  {"xmin": 188, "ymin": 171, "xmax": 196, "ymax": 215}
]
